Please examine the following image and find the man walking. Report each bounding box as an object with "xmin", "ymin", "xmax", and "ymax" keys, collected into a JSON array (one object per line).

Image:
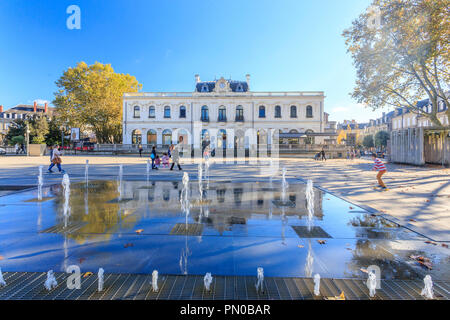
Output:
[
  {"xmin": 150, "ymin": 146, "xmax": 158, "ymax": 170},
  {"xmin": 371, "ymin": 153, "xmax": 387, "ymax": 190}
]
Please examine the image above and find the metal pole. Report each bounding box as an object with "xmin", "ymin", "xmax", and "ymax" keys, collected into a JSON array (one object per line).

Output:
[
  {"xmin": 61, "ymin": 128, "xmax": 63, "ymax": 148},
  {"xmin": 26, "ymin": 123, "xmax": 30, "ymax": 157}
]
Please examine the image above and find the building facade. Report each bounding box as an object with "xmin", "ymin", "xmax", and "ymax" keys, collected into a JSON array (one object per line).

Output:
[
  {"xmin": 0, "ymin": 102, "xmax": 53, "ymax": 144},
  {"xmin": 122, "ymin": 75, "xmax": 326, "ymax": 149}
]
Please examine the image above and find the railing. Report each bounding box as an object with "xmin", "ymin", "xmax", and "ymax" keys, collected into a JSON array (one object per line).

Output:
[{"xmin": 124, "ymin": 91, "xmax": 324, "ymax": 98}]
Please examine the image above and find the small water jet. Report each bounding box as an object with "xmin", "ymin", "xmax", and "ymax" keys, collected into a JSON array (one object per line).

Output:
[
  {"xmin": 0, "ymin": 268, "xmax": 6, "ymax": 287},
  {"xmin": 85, "ymin": 160, "xmax": 89, "ymax": 186},
  {"xmin": 118, "ymin": 164, "xmax": 123, "ymax": 201},
  {"xmin": 62, "ymin": 173, "xmax": 71, "ymax": 228},
  {"xmin": 367, "ymin": 270, "xmax": 377, "ymax": 297},
  {"xmin": 152, "ymin": 270, "xmax": 159, "ymax": 292},
  {"xmin": 204, "ymin": 272, "xmax": 213, "ymax": 292},
  {"xmin": 305, "ymin": 179, "xmax": 315, "ymax": 231},
  {"xmin": 146, "ymin": 159, "xmax": 150, "ymax": 183},
  {"xmin": 281, "ymin": 167, "xmax": 288, "ymax": 203},
  {"xmin": 37, "ymin": 165, "xmax": 43, "ymax": 201},
  {"xmin": 98, "ymin": 268, "xmax": 104, "ymax": 292},
  {"xmin": 305, "ymin": 240, "xmax": 314, "ymax": 277},
  {"xmin": 255, "ymin": 267, "xmax": 264, "ymax": 293},
  {"xmin": 313, "ymin": 273, "xmax": 320, "ymax": 296},
  {"xmin": 421, "ymin": 275, "xmax": 434, "ymax": 299},
  {"xmin": 44, "ymin": 270, "xmax": 57, "ymax": 290}
]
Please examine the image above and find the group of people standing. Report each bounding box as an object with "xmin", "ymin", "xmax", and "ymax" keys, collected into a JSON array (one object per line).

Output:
[{"xmin": 149, "ymin": 142, "xmax": 182, "ymax": 171}]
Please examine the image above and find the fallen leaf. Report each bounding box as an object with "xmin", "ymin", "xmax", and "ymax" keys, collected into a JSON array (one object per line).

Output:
[
  {"xmin": 297, "ymin": 245, "xmax": 304, "ymax": 248},
  {"xmin": 442, "ymin": 244, "xmax": 448, "ymax": 248},
  {"xmin": 425, "ymin": 241, "xmax": 437, "ymax": 246},
  {"xmin": 0, "ymin": 255, "xmax": 4, "ymax": 260},
  {"xmin": 349, "ymin": 206, "xmax": 354, "ymax": 209},
  {"xmin": 124, "ymin": 243, "xmax": 134, "ymax": 248},
  {"xmin": 135, "ymin": 229, "xmax": 144, "ymax": 234},
  {"xmin": 83, "ymin": 272, "xmax": 93, "ymax": 278},
  {"xmin": 317, "ymin": 240, "xmax": 326, "ymax": 245},
  {"xmin": 360, "ymin": 268, "xmax": 368, "ymax": 273},
  {"xmin": 409, "ymin": 219, "xmax": 417, "ymax": 222}
]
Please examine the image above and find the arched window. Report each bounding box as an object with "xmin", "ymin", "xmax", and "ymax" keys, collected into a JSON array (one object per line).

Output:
[
  {"xmin": 236, "ymin": 84, "xmax": 243, "ymax": 92},
  {"xmin": 236, "ymin": 105, "xmax": 244, "ymax": 121},
  {"xmin": 201, "ymin": 105, "xmax": 209, "ymax": 121},
  {"xmin": 133, "ymin": 106, "xmax": 140, "ymax": 118},
  {"xmin": 162, "ymin": 129, "xmax": 172, "ymax": 146},
  {"xmin": 201, "ymin": 84, "xmax": 209, "ymax": 92},
  {"xmin": 147, "ymin": 129, "xmax": 157, "ymax": 145},
  {"xmin": 290, "ymin": 105, "xmax": 297, "ymax": 118},
  {"xmin": 218, "ymin": 129, "xmax": 227, "ymax": 149},
  {"xmin": 148, "ymin": 106, "xmax": 155, "ymax": 118},
  {"xmin": 164, "ymin": 106, "xmax": 171, "ymax": 118},
  {"xmin": 306, "ymin": 105, "xmax": 313, "ymax": 118},
  {"xmin": 275, "ymin": 106, "xmax": 281, "ymax": 118},
  {"xmin": 179, "ymin": 106, "xmax": 186, "ymax": 118},
  {"xmin": 218, "ymin": 105, "xmax": 226, "ymax": 121},
  {"xmin": 259, "ymin": 105, "xmax": 266, "ymax": 118},
  {"xmin": 131, "ymin": 129, "xmax": 142, "ymax": 145}
]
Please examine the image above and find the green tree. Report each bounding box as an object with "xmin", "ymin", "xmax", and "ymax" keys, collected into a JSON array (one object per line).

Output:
[
  {"xmin": 53, "ymin": 62, "xmax": 142, "ymax": 143},
  {"xmin": 29, "ymin": 116, "xmax": 49, "ymax": 144},
  {"xmin": 5, "ymin": 119, "xmax": 26, "ymax": 145},
  {"xmin": 363, "ymin": 134, "xmax": 375, "ymax": 148},
  {"xmin": 375, "ymin": 130, "xmax": 390, "ymax": 148},
  {"xmin": 343, "ymin": 0, "xmax": 449, "ymax": 128},
  {"xmin": 45, "ymin": 117, "xmax": 64, "ymax": 146}
]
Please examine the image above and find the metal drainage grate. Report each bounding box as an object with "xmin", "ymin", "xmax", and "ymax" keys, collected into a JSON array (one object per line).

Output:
[
  {"xmin": 229, "ymin": 217, "xmax": 246, "ymax": 224},
  {"xmin": 170, "ymin": 223, "xmax": 203, "ymax": 236},
  {"xmin": 272, "ymin": 200, "xmax": 295, "ymax": 208},
  {"xmin": 40, "ymin": 221, "xmax": 88, "ymax": 234},
  {"xmin": 292, "ymin": 226, "xmax": 332, "ymax": 238}
]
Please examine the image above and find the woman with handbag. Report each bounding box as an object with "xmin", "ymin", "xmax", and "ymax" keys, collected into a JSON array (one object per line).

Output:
[{"xmin": 48, "ymin": 145, "xmax": 65, "ymax": 173}]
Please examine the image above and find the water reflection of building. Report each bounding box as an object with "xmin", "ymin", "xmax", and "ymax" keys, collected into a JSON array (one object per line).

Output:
[{"xmin": 122, "ymin": 180, "xmax": 323, "ymax": 231}]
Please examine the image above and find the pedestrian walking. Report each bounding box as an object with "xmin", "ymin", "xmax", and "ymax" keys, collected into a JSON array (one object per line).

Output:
[
  {"xmin": 169, "ymin": 144, "xmax": 182, "ymax": 171},
  {"xmin": 320, "ymin": 149, "xmax": 326, "ymax": 161},
  {"xmin": 150, "ymin": 146, "xmax": 158, "ymax": 170},
  {"xmin": 371, "ymin": 153, "xmax": 387, "ymax": 190},
  {"xmin": 138, "ymin": 144, "xmax": 143, "ymax": 157},
  {"xmin": 15, "ymin": 143, "xmax": 19, "ymax": 154},
  {"xmin": 48, "ymin": 145, "xmax": 65, "ymax": 173}
]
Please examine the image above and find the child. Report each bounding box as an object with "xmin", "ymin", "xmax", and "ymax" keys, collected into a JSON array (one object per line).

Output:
[
  {"xmin": 371, "ymin": 153, "xmax": 387, "ymax": 190},
  {"xmin": 161, "ymin": 153, "xmax": 170, "ymax": 168},
  {"xmin": 155, "ymin": 155, "xmax": 161, "ymax": 167}
]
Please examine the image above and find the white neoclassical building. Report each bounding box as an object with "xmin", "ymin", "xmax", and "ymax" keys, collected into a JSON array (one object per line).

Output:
[{"xmin": 122, "ymin": 75, "xmax": 326, "ymax": 150}]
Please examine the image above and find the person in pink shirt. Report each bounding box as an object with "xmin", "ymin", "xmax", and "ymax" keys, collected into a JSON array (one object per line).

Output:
[
  {"xmin": 371, "ymin": 153, "xmax": 387, "ymax": 189},
  {"xmin": 161, "ymin": 153, "xmax": 170, "ymax": 168}
]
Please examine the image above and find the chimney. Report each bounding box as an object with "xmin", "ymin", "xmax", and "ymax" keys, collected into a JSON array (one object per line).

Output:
[
  {"xmin": 44, "ymin": 102, "xmax": 48, "ymax": 113},
  {"xmin": 33, "ymin": 101, "xmax": 37, "ymax": 112},
  {"xmin": 246, "ymin": 74, "xmax": 250, "ymax": 87},
  {"xmin": 195, "ymin": 74, "xmax": 200, "ymax": 83},
  {"xmin": 0, "ymin": 105, "xmax": 3, "ymax": 113}
]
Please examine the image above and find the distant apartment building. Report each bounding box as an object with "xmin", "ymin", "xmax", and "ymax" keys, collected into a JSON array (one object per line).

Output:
[
  {"xmin": 0, "ymin": 102, "xmax": 54, "ymax": 144},
  {"xmin": 391, "ymin": 98, "xmax": 449, "ymax": 130}
]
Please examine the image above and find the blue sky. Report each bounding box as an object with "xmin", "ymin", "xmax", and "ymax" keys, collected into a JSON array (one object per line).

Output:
[{"xmin": 0, "ymin": 0, "xmax": 387, "ymax": 123}]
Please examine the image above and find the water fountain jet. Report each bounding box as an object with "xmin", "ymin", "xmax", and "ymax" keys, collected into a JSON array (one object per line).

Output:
[
  {"xmin": 152, "ymin": 270, "xmax": 159, "ymax": 292},
  {"xmin": 367, "ymin": 271, "xmax": 377, "ymax": 297},
  {"xmin": 37, "ymin": 165, "xmax": 43, "ymax": 200},
  {"xmin": 0, "ymin": 268, "xmax": 6, "ymax": 287},
  {"xmin": 98, "ymin": 268, "xmax": 104, "ymax": 292},
  {"xmin": 421, "ymin": 275, "xmax": 434, "ymax": 299},
  {"xmin": 84, "ymin": 160, "xmax": 89, "ymax": 186},
  {"xmin": 204, "ymin": 272, "xmax": 213, "ymax": 292},
  {"xmin": 44, "ymin": 270, "xmax": 57, "ymax": 290},
  {"xmin": 256, "ymin": 267, "xmax": 264, "ymax": 293},
  {"xmin": 62, "ymin": 173, "xmax": 71, "ymax": 228},
  {"xmin": 313, "ymin": 273, "xmax": 320, "ymax": 296},
  {"xmin": 305, "ymin": 179, "xmax": 315, "ymax": 231}
]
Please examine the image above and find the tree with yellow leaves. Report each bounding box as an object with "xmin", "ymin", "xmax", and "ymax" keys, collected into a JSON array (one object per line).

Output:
[
  {"xmin": 343, "ymin": 0, "xmax": 449, "ymax": 128},
  {"xmin": 53, "ymin": 62, "xmax": 142, "ymax": 143}
]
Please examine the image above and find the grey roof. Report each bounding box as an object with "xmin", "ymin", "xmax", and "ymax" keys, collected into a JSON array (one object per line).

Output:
[{"xmin": 195, "ymin": 80, "xmax": 248, "ymax": 92}]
